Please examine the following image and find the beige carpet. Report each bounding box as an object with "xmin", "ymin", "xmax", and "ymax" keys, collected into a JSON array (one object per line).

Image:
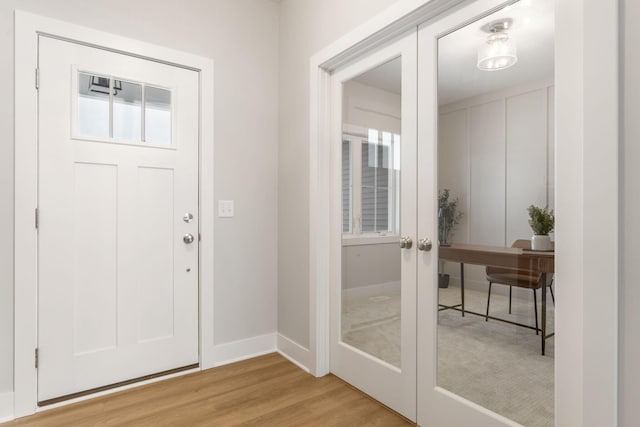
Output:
[{"xmin": 342, "ymin": 286, "xmax": 554, "ymax": 427}]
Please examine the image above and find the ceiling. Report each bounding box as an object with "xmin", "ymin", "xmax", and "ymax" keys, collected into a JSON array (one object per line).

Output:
[{"xmin": 352, "ymin": 0, "xmax": 554, "ymax": 105}]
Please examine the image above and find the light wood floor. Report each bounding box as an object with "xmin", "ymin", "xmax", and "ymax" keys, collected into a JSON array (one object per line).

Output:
[{"xmin": 6, "ymin": 353, "xmax": 414, "ymax": 426}]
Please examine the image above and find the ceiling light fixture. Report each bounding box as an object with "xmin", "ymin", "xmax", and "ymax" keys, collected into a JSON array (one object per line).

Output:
[{"xmin": 477, "ymin": 19, "xmax": 517, "ymax": 71}]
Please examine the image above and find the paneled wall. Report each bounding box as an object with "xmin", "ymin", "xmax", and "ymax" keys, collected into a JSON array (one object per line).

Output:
[{"xmin": 438, "ymin": 80, "xmax": 555, "ymax": 288}]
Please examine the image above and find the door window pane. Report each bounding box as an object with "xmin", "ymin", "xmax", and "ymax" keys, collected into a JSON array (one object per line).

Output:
[
  {"xmin": 145, "ymin": 86, "xmax": 172, "ymax": 145},
  {"xmin": 341, "ymin": 57, "xmax": 402, "ymax": 368},
  {"xmin": 113, "ymin": 80, "xmax": 142, "ymax": 141},
  {"xmin": 435, "ymin": 1, "xmax": 555, "ymax": 425},
  {"xmin": 76, "ymin": 73, "xmax": 173, "ymax": 146},
  {"xmin": 77, "ymin": 73, "xmax": 110, "ymax": 139}
]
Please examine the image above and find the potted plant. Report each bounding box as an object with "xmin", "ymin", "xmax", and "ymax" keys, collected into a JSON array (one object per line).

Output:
[
  {"xmin": 527, "ymin": 204, "xmax": 554, "ymax": 251},
  {"xmin": 438, "ymin": 189, "xmax": 464, "ymax": 288},
  {"xmin": 439, "ymin": 189, "xmax": 463, "ymax": 246}
]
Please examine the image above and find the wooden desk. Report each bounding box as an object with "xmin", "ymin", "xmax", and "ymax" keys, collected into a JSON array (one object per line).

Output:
[{"xmin": 439, "ymin": 243, "xmax": 555, "ymax": 355}]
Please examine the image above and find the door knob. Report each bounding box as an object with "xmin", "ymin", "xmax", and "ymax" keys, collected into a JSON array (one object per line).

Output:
[
  {"xmin": 183, "ymin": 233, "xmax": 195, "ymax": 244},
  {"xmin": 399, "ymin": 236, "xmax": 413, "ymax": 249},
  {"xmin": 418, "ymin": 238, "xmax": 433, "ymax": 252}
]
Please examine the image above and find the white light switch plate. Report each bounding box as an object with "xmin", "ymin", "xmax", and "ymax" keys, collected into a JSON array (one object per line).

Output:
[{"xmin": 218, "ymin": 200, "xmax": 234, "ymax": 217}]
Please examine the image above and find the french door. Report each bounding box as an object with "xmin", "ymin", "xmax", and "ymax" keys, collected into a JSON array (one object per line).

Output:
[
  {"xmin": 331, "ymin": 0, "xmax": 554, "ymax": 425},
  {"xmin": 417, "ymin": 1, "xmax": 554, "ymax": 425},
  {"xmin": 37, "ymin": 36, "xmax": 200, "ymax": 403},
  {"xmin": 330, "ymin": 32, "xmax": 417, "ymax": 420}
]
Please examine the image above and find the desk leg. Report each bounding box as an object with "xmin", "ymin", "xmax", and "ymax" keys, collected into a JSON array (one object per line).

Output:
[
  {"xmin": 460, "ymin": 263, "xmax": 465, "ymax": 317},
  {"xmin": 541, "ymin": 272, "xmax": 547, "ymax": 356}
]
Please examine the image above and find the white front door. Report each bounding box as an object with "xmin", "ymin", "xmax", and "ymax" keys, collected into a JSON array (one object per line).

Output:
[
  {"xmin": 37, "ymin": 36, "xmax": 200, "ymax": 403},
  {"xmin": 330, "ymin": 33, "xmax": 417, "ymax": 420}
]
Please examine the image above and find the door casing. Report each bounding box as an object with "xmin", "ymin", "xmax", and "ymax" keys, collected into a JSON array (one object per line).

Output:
[
  {"xmin": 310, "ymin": 0, "xmax": 619, "ymax": 426},
  {"xmin": 14, "ymin": 10, "xmax": 215, "ymax": 417}
]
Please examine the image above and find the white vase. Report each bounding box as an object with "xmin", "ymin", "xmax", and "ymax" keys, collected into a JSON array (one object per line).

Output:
[{"xmin": 531, "ymin": 234, "xmax": 552, "ymax": 251}]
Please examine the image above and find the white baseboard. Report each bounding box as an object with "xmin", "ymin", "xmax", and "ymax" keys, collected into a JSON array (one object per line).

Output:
[
  {"xmin": 0, "ymin": 392, "xmax": 14, "ymax": 423},
  {"xmin": 342, "ymin": 281, "xmax": 400, "ymax": 301},
  {"xmin": 277, "ymin": 333, "xmax": 311, "ymax": 373},
  {"xmin": 203, "ymin": 333, "xmax": 277, "ymax": 369}
]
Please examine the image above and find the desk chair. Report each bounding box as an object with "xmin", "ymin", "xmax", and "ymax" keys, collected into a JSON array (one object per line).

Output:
[{"xmin": 485, "ymin": 239, "xmax": 554, "ymax": 335}]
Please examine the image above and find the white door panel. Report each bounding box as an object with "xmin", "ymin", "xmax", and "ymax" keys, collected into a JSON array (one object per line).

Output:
[
  {"xmin": 417, "ymin": 0, "xmax": 552, "ymax": 425},
  {"xmin": 38, "ymin": 36, "xmax": 199, "ymax": 402},
  {"xmin": 331, "ymin": 33, "xmax": 417, "ymax": 420}
]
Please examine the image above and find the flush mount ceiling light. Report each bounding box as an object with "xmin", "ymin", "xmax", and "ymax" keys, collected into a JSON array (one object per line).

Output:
[{"xmin": 477, "ymin": 19, "xmax": 518, "ymax": 71}]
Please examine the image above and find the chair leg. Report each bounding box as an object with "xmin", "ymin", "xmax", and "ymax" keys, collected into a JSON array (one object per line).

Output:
[
  {"xmin": 486, "ymin": 282, "xmax": 492, "ymax": 321},
  {"xmin": 533, "ymin": 289, "xmax": 539, "ymax": 335},
  {"xmin": 509, "ymin": 286, "xmax": 513, "ymax": 314},
  {"xmin": 550, "ymin": 282, "xmax": 555, "ymax": 305}
]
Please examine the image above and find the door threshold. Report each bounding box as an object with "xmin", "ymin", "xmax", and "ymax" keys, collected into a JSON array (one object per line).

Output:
[{"xmin": 38, "ymin": 363, "xmax": 199, "ymax": 407}]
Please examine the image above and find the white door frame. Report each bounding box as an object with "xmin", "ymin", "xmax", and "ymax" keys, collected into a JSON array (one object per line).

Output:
[
  {"xmin": 14, "ymin": 10, "xmax": 215, "ymax": 417},
  {"xmin": 309, "ymin": 0, "xmax": 618, "ymax": 426}
]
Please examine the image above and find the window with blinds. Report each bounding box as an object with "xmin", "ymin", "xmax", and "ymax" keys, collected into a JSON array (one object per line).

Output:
[
  {"xmin": 342, "ymin": 140, "xmax": 352, "ymax": 233},
  {"xmin": 361, "ymin": 142, "xmax": 390, "ymax": 233},
  {"xmin": 342, "ymin": 129, "xmax": 400, "ymax": 236}
]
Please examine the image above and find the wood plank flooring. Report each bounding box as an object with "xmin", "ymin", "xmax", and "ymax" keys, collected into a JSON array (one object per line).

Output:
[{"xmin": 6, "ymin": 353, "xmax": 414, "ymax": 426}]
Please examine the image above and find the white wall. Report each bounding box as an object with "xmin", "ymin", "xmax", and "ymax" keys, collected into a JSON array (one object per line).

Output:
[
  {"xmin": 342, "ymin": 243, "xmax": 400, "ymax": 290},
  {"xmin": 278, "ymin": 0, "xmax": 402, "ymax": 349},
  {"xmin": 1, "ymin": 0, "xmax": 279, "ymax": 397},
  {"xmin": 621, "ymin": 0, "xmax": 640, "ymax": 424}
]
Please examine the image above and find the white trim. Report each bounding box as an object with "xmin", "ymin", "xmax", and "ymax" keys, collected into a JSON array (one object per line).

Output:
[
  {"xmin": 309, "ymin": 0, "xmax": 619, "ymax": 426},
  {"xmin": 556, "ymin": 1, "xmax": 619, "ymax": 425},
  {"xmin": 14, "ymin": 10, "xmax": 215, "ymax": 418},
  {"xmin": 277, "ymin": 334, "xmax": 312, "ymax": 373},
  {"xmin": 312, "ymin": 0, "xmax": 466, "ymax": 71},
  {"xmin": 204, "ymin": 334, "xmax": 277, "ymax": 368},
  {"xmin": 0, "ymin": 392, "xmax": 14, "ymax": 423}
]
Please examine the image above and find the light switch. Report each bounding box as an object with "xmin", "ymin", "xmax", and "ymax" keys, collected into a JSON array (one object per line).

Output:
[{"xmin": 218, "ymin": 200, "xmax": 234, "ymax": 217}]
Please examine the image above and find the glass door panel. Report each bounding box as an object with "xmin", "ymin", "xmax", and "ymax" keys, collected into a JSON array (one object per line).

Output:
[
  {"xmin": 418, "ymin": 0, "xmax": 555, "ymax": 426},
  {"xmin": 331, "ymin": 33, "xmax": 417, "ymax": 420},
  {"xmin": 341, "ymin": 57, "xmax": 402, "ymax": 367}
]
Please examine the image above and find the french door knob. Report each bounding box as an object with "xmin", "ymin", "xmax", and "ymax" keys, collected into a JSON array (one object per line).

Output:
[
  {"xmin": 418, "ymin": 238, "xmax": 433, "ymax": 252},
  {"xmin": 399, "ymin": 236, "xmax": 413, "ymax": 249},
  {"xmin": 183, "ymin": 233, "xmax": 195, "ymax": 244}
]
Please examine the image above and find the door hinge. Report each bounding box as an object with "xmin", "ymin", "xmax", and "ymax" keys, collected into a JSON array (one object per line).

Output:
[
  {"xmin": 35, "ymin": 348, "xmax": 39, "ymax": 369},
  {"xmin": 198, "ymin": 233, "xmax": 201, "ymax": 242},
  {"xmin": 35, "ymin": 68, "xmax": 39, "ymax": 90},
  {"xmin": 35, "ymin": 208, "xmax": 39, "ymax": 229}
]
